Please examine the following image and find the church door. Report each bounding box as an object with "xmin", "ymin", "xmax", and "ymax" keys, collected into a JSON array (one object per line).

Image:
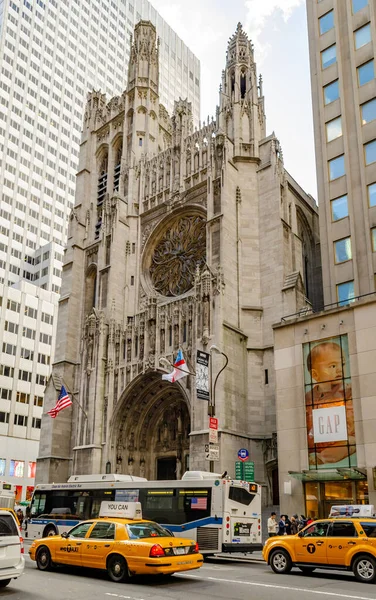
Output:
[{"xmin": 157, "ymin": 457, "xmax": 177, "ymax": 480}]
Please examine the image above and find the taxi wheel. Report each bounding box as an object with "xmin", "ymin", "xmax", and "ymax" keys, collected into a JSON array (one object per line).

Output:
[
  {"xmin": 107, "ymin": 555, "xmax": 130, "ymax": 583},
  {"xmin": 36, "ymin": 546, "xmax": 53, "ymax": 571},
  {"xmin": 353, "ymin": 555, "xmax": 376, "ymax": 584},
  {"xmin": 270, "ymin": 549, "xmax": 292, "ymax": 574}
]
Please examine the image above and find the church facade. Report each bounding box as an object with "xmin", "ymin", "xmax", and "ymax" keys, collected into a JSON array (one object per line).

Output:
[{"xmin": 36, "ymin": 21, "xmax": 322, "ymax": 505}]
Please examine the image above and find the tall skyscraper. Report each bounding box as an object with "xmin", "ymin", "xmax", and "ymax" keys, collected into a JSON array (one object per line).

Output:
[
  {"xmin": 0, "ymin": 0, "xmax": 200, "ymax": 501},
  {"xmin": 306, "ymin": 0, "xmax": 376, "ymax": 305}
]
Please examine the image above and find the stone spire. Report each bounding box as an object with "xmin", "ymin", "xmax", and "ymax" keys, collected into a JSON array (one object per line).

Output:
[
  {"xmin": 218, "ymin": 23, "xmax": 266, "ymax": 158},
  {"xmin": 127, "ymin": 21, "xmax": 159, "ymax": 93}
]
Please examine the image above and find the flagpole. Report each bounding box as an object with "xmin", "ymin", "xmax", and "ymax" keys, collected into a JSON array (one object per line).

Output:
[{"xmin": 71, "ymin": 391, "xmax": 89, "ymax": 422}]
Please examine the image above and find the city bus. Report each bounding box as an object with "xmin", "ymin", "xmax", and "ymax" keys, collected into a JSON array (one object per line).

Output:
[
  {"xmin": 28, "ymin": 471, "xmax": 262, "ymax": 554},
  {"xmin": 0, "ymin": 481, "xmax": 16, "ymax": 509}
]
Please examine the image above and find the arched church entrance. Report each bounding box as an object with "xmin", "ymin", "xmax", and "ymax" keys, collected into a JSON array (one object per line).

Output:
[{"xmin": 110, "ymin": 372, "xmax": 190, "ymax": 481}]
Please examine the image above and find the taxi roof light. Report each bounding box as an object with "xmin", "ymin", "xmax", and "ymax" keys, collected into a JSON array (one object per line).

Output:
[{"xmin": 99, "ymin": 501, "xmax": 142, "ymax": 520}]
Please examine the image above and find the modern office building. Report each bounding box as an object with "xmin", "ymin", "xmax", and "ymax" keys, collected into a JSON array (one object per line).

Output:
[
  {"xmin": 0, "ymin": 280, "xmax": 57, "ymax": 501},
  {"xmin": 307, "ymin": 0, "xmax": 376, "ymax": 305},
  {"xmin": 0, "ymin": 0, "xmax": 200, "ymax": 500},
  {"xmin": 272, "ymin": 0, "xmax": 376, "ymax": 519}
]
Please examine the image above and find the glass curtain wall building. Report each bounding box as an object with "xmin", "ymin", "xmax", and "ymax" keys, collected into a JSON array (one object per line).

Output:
[{"xmin": 0, "ymin": 0, "xmax": 200, "ymax": 500}]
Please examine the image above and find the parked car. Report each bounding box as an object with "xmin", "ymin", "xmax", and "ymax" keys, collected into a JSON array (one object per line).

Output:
[{"xmin": 0, "ymin": 508, "xmax": 25, "ymax": 588}]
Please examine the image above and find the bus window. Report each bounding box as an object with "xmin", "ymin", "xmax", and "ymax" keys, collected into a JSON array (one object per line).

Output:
[
  {"xmin": 142, "ymin": 489, "xmax": 175, "ymax": 523},
  {"xmin": 30, "ymin": 492, "xmax": 46, "ymax": 516},
  {"xmin": 229, "ymin": 486, "xmax": 255, "ymax": 506},
  {"xmin": 178, "ymin": 489, "xmax": 211, "ymax": 523}
]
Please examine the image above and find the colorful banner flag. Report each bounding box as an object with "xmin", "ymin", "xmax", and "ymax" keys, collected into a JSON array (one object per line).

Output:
[
  {"xmin": 162, "ymin": 349, "xmax": 189, "ymax": 383},
  {"xmin": 47, "ymin": 385, "xmax": 73, "ymax": 418}
]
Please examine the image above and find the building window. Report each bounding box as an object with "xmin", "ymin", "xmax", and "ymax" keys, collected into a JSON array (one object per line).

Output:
[
  {"xmin": 324, "ymin": 80, "xmax": 339, "ymax": 105},
  {"xmin": 361, "ymin": 98, "xmax": 376, "ymax": 124},
  {"xmin": 326, "ymin": 117, "xmax": 342, "ymax": 142},
  {"xmin": 370, "ymin": 227, "xmax": 376, "ymax": 253},
  {"xmin": 0, "ymin": 458, "xmax": 5, "ymax": 476},
  {"xmin": 319, "ymin": 11, "xmax": 334, "ymax": 35},
  {"xmin": 334, "ymin": 237, "xmax": 352, "ymax": 263},
  {"xmin": 355, "ymin": 23, "xmax": 371, "ymax": 50},
  {"xmin": 331, "ymin": 195, "xmax": 348, "ymax": 221},
  {"xmin": 365, "ymin": 140, "xmax": 376, "ymax": 165},
  {"xmin": 358, "ymin": 60, "xmax": 374, "ymax": 86},
  {"xmin": 321, "ymin": 45, "xmax": 336, "ymax": 69},
  {"xmin": 368, "ymin": 182, "xmax": 376, "ymax": 206},
  {"xmin": 10, "ymin": 459, "xmax": 24, "ymax": 477},
  {"xmin": 34, "ymin": 395, "xmax": 43, "ymax": 407},
  {"xmin": 337, "ymin": 281, "xmax": 355, "ymax": 306},
  {"xmin": 352, "ymin": 0, "xmax": 368, "ymax": 14},
  {"xmin": 329, "ymin": 155, "xmax": 345, "ymax": 180}
]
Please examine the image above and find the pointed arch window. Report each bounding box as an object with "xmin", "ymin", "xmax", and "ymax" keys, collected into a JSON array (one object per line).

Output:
[
  {"xmin": 240, "ymin": 71, "xmax": 246, "ymax": 99},
  {"xmin": 113, "ymin": 143, "xmax": 122, "ymax": 192},
  {"xmin": 97, "ymin": 153, "xmax": 108, "ymax": 205}
]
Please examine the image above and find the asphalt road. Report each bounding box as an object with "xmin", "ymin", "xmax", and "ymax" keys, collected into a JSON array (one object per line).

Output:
[{"xmin": 3, "ymin": 549, "xmax": 376, "ymax": 600}]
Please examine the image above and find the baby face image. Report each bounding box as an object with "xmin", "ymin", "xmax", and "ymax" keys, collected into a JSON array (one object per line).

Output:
[{"xmin": 308, "ymin": 342, "xmax": 344, "ymax": 384}]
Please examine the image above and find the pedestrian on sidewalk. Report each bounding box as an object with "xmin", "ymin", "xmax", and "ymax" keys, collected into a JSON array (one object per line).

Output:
[
  {"xmin": 290, "ymin": 516, "xmax": 298, "ymax": 535},
  {"xmin": 267, "ymin": 512, "xmax": 278, "ymax": 537},
  {"xmin": 278, "ymin": 514, "xmax": 287, "ymax": 535}
]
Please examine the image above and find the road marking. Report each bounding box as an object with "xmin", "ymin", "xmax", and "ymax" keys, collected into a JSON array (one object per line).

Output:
[{"xmin": 178, "ymin": 574, "xmax": 375, "ymax": 600}]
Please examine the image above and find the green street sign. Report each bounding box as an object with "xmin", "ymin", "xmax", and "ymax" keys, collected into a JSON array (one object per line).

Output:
[
  {"xmin": 243, "ymin": 462, "xmax": 255, "ymax": 482},
  {"xmin": 235, "ymin": 461, "xmax": 243, "ymax": 480}
]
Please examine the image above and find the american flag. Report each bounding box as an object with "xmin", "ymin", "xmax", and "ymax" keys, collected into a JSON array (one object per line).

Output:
[
  {"xmin": 191, "ymin": 497, "xmax": 207, "ymax": 510},
  {"xmin": 47, "ymin": 385, "xmax": 73, "ymax": 419}
]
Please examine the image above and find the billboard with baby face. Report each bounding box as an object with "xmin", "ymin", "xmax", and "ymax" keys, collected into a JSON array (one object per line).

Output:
[{"xmin": 303, "ymin": 335, "xmax": 356, "ymax": 470}]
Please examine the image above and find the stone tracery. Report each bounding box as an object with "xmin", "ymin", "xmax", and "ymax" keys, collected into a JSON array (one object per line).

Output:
[{"xmin": 149, "ymin": 215, "xmax": 206, "ymax": 297}]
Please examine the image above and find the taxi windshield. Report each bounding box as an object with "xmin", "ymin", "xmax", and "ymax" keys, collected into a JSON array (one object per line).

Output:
[{"xmin": 126, "ymin": 522, "xmax": 172, "ymax": 539}]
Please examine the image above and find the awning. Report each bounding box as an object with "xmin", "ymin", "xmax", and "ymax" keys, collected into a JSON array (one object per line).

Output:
[{"xmin": 288, "ymin": 468, "xmax": 367, "ymax": 482}]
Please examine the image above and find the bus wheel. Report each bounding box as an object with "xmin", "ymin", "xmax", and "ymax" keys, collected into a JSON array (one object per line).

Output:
[
  {"xmin": 43, "ymin": 526, "xmax": 57, "ymax": 537},
  {"xmin": 270, "ymin": 549, "xmax": 292, "ymax": 574},
  {"xmin": 0, "ymin": 580, "xmax": 11, "ymax": 588},
  {"xmin": 36, "ymin": 546, "xmax": 53, "ymax": 571},
  {"xmin": 107, "ymin": 555, "xmax": 130, "ymax": 583}
]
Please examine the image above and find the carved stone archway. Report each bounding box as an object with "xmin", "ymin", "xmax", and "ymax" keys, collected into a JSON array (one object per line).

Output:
[{"xmin": 109, "ymin": 371, "xmax": 190, "ymax": 480}]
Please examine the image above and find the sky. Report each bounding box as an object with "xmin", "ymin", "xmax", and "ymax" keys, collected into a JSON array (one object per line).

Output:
[{"xmin": 151, "ymin": 0, "xmax": 317, "ymax": 198}]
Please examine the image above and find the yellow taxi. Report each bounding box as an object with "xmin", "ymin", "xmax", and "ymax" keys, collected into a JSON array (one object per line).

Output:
[
  {"xmin": 29, "ymin": 502, "xmax": 203, "ymax": 582},
  {"xmin": 263, "ymin": 517, "xmax": 376, "ymax": 583}
]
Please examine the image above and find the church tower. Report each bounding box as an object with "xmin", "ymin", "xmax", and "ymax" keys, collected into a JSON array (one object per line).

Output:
[
  {"xmin": 125, "ymin": 21, "xmax": 160, "ymax": 164},
  {"xmin": 218, "ymin": 23, "xmax": 266, "ymax": 157},
  {"xmin": 36, "ymin": 22, "xmax": 321, "ymax": 512}
]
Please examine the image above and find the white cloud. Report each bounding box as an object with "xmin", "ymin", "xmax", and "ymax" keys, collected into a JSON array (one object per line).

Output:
[{"xmin": 244, "ymin": 0, "xmax": 305, "ymax": 59}]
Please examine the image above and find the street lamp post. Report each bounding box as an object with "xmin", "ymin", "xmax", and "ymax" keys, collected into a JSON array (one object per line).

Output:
[{"xmin": 209, "ymin": 345, "xmax": 229, "ymax": 472}]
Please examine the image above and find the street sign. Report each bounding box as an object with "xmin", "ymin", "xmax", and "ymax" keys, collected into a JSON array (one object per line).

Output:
[
  {"xmin": 243, "ymin": 461, "xmax": 255, "ymax": 482},
  {"xmin": 235, "ymin": 460, "xmax": 255, "ymax": 482},
  {"xmin": 209, "ymin": 429, "xmax": 218, "ymax": 443},
  {"xmin": 209, "ymin": 417, "xmax": 218, "ymax": 430},
  {"xmin": 196, "ymin": 351, "xmax": 210, "ymax": 401},
  {"xmin": 235, "ymin": 461, "xmax": 243, "ymax": 480},
  {"xmin": 205, "ymin": 443, "xmax": 220, "ymax": 461},
  {"xmin": 238, "ymin": 448, "xmax": 249, "ymax": 462}
]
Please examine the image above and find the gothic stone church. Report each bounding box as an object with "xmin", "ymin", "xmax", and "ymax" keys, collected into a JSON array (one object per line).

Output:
[{"xmin": 37, "ymin": 22, "xmax": 322, "ymax": 504}]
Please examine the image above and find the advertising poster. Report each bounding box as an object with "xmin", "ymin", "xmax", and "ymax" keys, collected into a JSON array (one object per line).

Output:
[{"xmin": 303, "ymin": 335, "xmax": 356, "ymax": 469}]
